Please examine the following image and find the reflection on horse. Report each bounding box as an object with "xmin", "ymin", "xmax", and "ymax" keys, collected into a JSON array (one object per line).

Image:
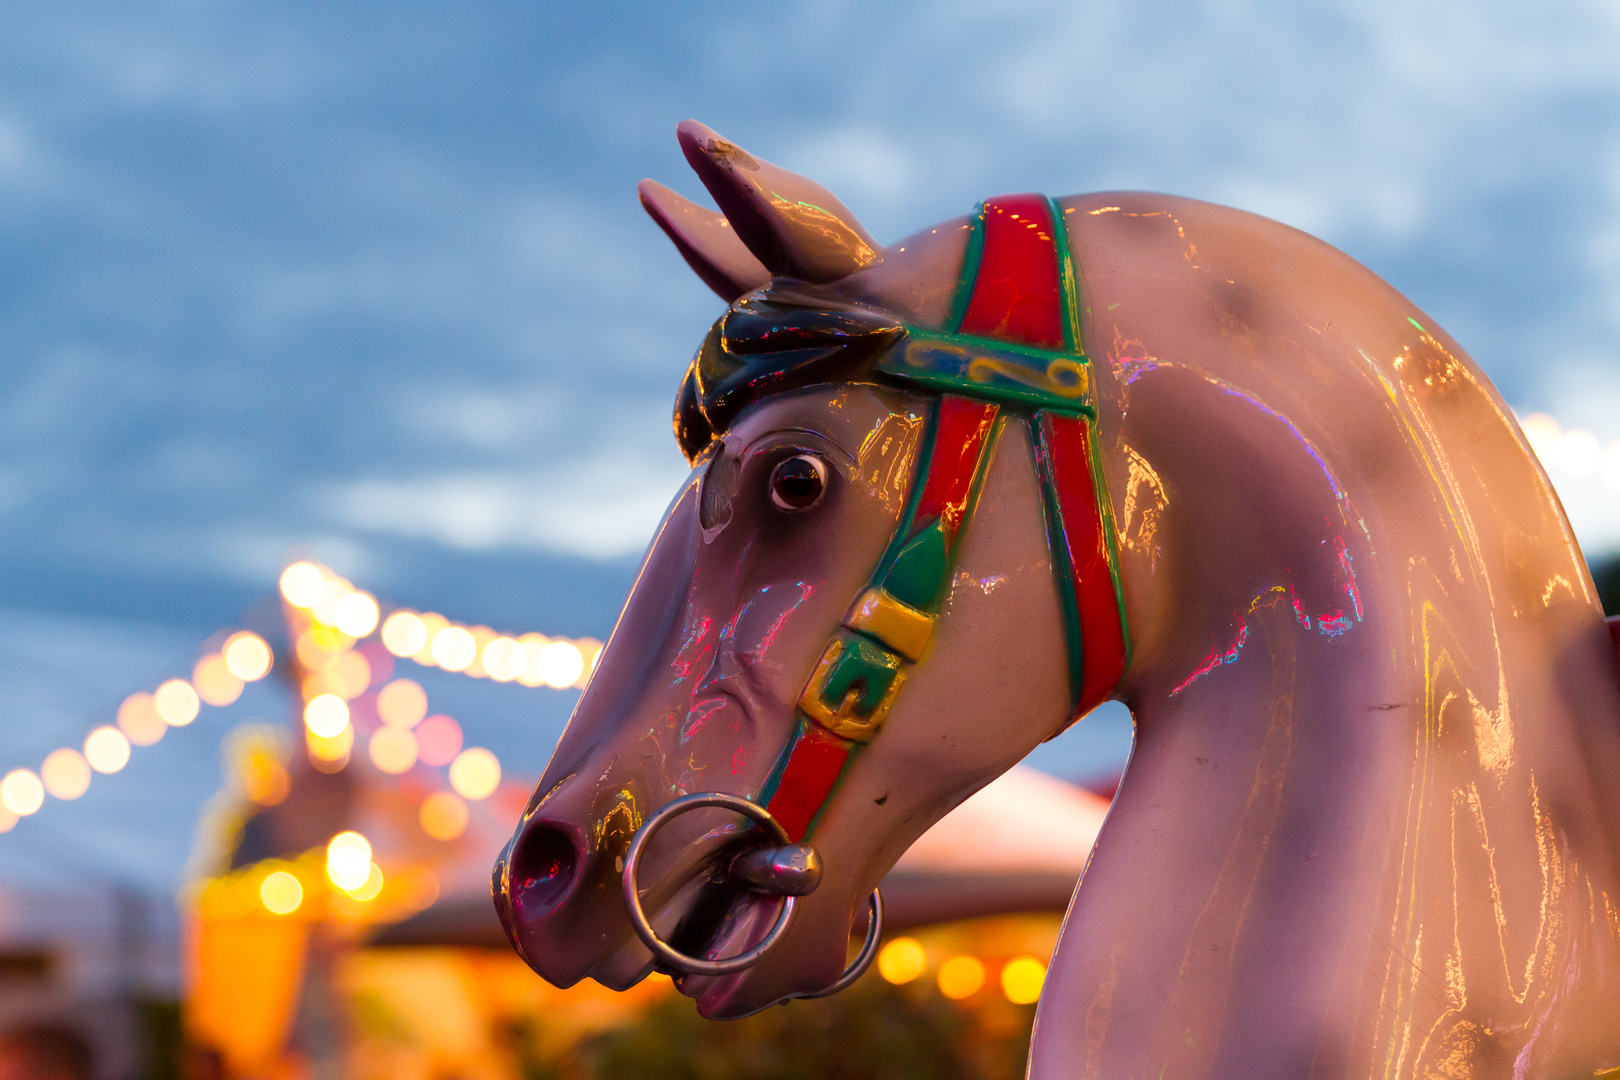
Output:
[{"xmin": 494, "ymin": 121, "xmax": 1620, "ymax": 1076}]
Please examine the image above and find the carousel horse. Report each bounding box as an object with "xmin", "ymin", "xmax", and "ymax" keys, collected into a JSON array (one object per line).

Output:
[{"xmin": 494, "ymin": 121, "xmax": 1620, "ymax": 1076}]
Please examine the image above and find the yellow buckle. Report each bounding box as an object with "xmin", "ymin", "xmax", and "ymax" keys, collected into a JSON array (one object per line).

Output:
[
  {"xmin": 797, "ymin": 636, "xmax": 906, "ymax": 743},
  {"xmin": 843, "ymin": 588, "xmax": 934, "ymax": 662}
]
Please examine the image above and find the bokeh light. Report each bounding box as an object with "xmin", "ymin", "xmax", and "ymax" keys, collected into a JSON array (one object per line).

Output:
[
  {"xmin": 431, "ymin": 626, "xmax": 476, "ymax": 671},
  {"xmin": 376, "ymin": 679, "xmax": 428, "ymax": 728},
  {"xmin": 381, "ymin": 611, "xmax": 427, "ymax": 657},
  {"xmin": 537, "ymin": 641, "xmax": 584, "ymax": 689},
  {"xmin": 154, "ymin": 679, "xmax": 201, "ymax": 726},
  {"xmin": 419, "ymin": 791, "xmax": 468, "ymax": 840},
  {"xmin": 244, "ymin": 758, "xmax": 290, "ymax": 806},
  {"xmin": 877, "ymin": 937, "xmax": 927, "ymax": 984},
  {"xmin": 1, "ymin": 769, "xmax": 45, "ymax": 816},
  {"xmin": 223, "ymin": 631, "xmax": 273, "ymax": 681},
  {"xmin": 575, "ymin": 639, "xmax": 604, "ymax": 687},
  {"xmin": 260, "ymin": 871, "xmax": 303, "ymax": 914},
  {"xmin": 40, "ymin": 749, "xmax": 91, "ymax": 800},
  {"xmin": 937, "ymin": 955, "xmax": 986, "ymax": 1000},
  {"xmin": 326, "ymin": 831, "xmax": 372, "ymax": 890},
  {"xmin": 412, "ymin": 613, "xmax": 449, "ymax": 664},
  {"xmin": 117, "ymin": 692, "xmax": 166, "ymax": 747},
  {"xmin": 415, "ymin": 715, "xmax": 462, "ymax": 767},
  {"xmin": 481, "ymin": 637, "xmax": 524, "ymax": 682},
  {"xmin": 1521, "ymin": 413, "xmax": 1561, "ymax": 465},
  {"xmin": 279, "ymin": 562, "xmax": 325, "ymax": 607},
  {"xmin": 311, "ymin": 577, "xmax": 351, "ymax": 628},
  {"xmin": 84, "ymin": 726, "xmax": 131, "ymax": 774},
  {"xmin": 448, "ymin": 747, "xmax": 500, "ymax": 800},
  {"xmin": 368, "ymin": 728, "xmax": 419, "ymax": 774},
  {"xmin": 304, "ymin": 694, "xmax": 350, "ymax": 738},
  {"xmin": 192, "ymin": 655, "xmax": 244, "ymax": 707},
  {"xmin": 307, "ymin": 725, "xmax": 353, "ymax": 768},
  {"xmin": 332, "ymin": 649, "xmax": 372, "ymax": 699},
  {"xmin": 0, "ymin": 808, "xmax": 16, "ymax": 833},
  {"xmin": 346, "ymin": 863, "xmax": 385, "ymax": 902},
  {"xmin": 334, "ymin": 591, "xmax": 380, "ymax": 638},
  {"xmin": 516, "ymin": 634, "xmax": 549, "ymax": 687},
  {"xmin": 295, "ymin": 632, "xmax": 335, "ymax": 672},
  {"xmin": 1000, "ymin": 955, "xmax": 1047, "ymax": 1004}
]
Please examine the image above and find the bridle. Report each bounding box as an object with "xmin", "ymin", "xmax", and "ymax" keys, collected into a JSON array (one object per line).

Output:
[{"xmin": 622, "ymin": 193, "xmax": 1131, "ymax": 991}]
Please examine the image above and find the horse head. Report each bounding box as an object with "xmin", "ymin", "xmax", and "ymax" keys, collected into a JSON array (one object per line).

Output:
[{"xmin": 495, "ymin": 121, "xmax": 1620, "ymax": 1075}]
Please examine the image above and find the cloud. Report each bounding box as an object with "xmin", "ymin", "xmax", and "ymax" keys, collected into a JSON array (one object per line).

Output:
[{"xmin": 325, "ymin": 450, "xmax": 692, "ymax": 559}]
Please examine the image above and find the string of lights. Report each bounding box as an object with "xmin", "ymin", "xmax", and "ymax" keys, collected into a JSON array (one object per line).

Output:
[
  {"xmin": 1, "ymin": 560, "xmax": 603, "ymax": 852},
  {"xmin": 875, "ymin": 935, "xmax": 1050, "ymax": 1005},
  {"xmin": 0, "ymin": 630, "xmax": 276, "ymax": 833}
]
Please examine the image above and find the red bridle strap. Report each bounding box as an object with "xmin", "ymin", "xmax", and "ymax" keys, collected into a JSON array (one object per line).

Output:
[
  {"xmin": 756, "ymin": 193, "xmax": 1129, "ymax": 842},
  {"xmin": 761, "ymin": 395, "xmax": 1000, "ymax": 841}
]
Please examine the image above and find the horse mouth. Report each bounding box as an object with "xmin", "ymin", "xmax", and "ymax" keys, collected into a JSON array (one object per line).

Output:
[{"xmin": 670, "ymin": 877, "xmax": 784, "ymax": 967}]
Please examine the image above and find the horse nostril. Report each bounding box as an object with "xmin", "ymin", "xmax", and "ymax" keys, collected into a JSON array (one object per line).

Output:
[{"xmin": 509, "ymin": 822, "xmax": 582, "ymax": 918}]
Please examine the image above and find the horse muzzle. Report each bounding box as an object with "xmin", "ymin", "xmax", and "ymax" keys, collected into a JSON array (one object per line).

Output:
[{"xmin": 620, "ymin": 791, "xmax": 883, "ymax": 996}]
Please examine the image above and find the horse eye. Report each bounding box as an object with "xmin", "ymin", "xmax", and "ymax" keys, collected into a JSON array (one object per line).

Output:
[{"xmin": 769, "ymin": 454, "xmax": 827, "ymax": 511}]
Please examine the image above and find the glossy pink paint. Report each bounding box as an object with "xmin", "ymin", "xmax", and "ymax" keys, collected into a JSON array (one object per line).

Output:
[{"xmin": 494, "ymin": 122, "xmax": 1620, "ymax": 1077}]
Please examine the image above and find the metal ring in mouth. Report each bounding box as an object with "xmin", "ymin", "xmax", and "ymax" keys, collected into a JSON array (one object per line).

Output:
[
  {"xmin": 791, "ymin": 887, "xmax": 883, "ymax": 999},
  {"xmin": 621, "ymin": 792, "xmax": 797, "ymax": 977}
]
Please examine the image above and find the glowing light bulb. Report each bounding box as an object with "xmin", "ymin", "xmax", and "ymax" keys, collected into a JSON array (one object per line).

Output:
[
  {"xmin": 937, "ymin": 955, "xmax": 986, "ymax": 1000},
  {"xmin": 419, "ymin": 791, "xmax": 468, "ymax": 840},
  {"xmin": 368, "ymin": 728, "xmax": 419, "ymax": 774},
  {"xmin": 154, "ymin": 680, "xmax": 200, "ymax": 726},
  {"xmin": 431, "ymin": 627, "xmax": 476, "ymax": 671},
  {"xmin": 537, "ymin": 641, "xmax": 584, "ymax": 689},
  {"xmin": 223, "ymin": 632, "xmax": 273, "ymax": 681},
  {"xmin": 117, "ymin": 693, "xmax": 166, "ymax": 747},
  {"xmin": 280, "ymin": 562, "xmax": 325, "ymax": 607},
  {"xmin": 326, "ymin": 831, "xmax": 372, "ymax": 890},
  {"xmin": 481, "ymin": 637, "xmax": 524, "ymax": 682},
  {"xmin": 381, "ymin": 611, "xmax": 427, "ymax": 657},
  {"xmin": 334, "ymin": 592, "xmax": 380, "ymax": 638},
  {"xmin": 877, "ymin": 937, "xmax": 927, "ymax": 984},
  {"xmin": 40, "ymin": 749, "xmax": 91, "ymax": 800},
  {"xmin": 304, "ymin": 694, "xmax": 350, "ymax": 738},
  {"xmin": 1000, "ymin": 955, "xmax": 1046, "ymax": 1004},
  {"xmin": 376, "ymin": 679, "xmax": 428, "ymax": 728},
  {"xmin": 260, "ymin": 871, "xmax": 303, "ymax": 914},
  {"xmin": 1, "ymin": 769, "xmax": 45, "ymax": 816},
  {"xmin": 192, "ymin": 655, "xmax": 244, "ymax": 707},
  {"xmin": 448, "ymin": 747, "xmax": 500, "ymax": 800},
  {"xmin": 84, "ymin": 727, "xmax": 131, "ymax": 774}
]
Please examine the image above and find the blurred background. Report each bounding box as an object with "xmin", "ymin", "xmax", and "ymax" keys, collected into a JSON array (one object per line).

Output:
[{"xmin": 2, "ymin": 3, "xmax": 1619, "ymax": 1079}]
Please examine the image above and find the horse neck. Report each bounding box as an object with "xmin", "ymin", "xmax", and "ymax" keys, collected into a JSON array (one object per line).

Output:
[{"xmin": 1030, "ymin": 318, "xmax": 1620, "ymax": 1075}]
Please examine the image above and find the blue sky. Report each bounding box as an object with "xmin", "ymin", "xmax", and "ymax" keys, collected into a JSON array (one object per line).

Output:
[{"xmin": 1, "ymin": 2, "xmax": 1618, "ymax": 887}]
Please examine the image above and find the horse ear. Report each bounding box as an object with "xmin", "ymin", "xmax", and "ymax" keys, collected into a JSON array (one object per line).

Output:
[
  {"xmin": 639, "ymin": 180, "xmax": 772, "ymax": 302},
  {"xmin": 676, "ymin": 119, "xmax": 880, "ymax": 283}
]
